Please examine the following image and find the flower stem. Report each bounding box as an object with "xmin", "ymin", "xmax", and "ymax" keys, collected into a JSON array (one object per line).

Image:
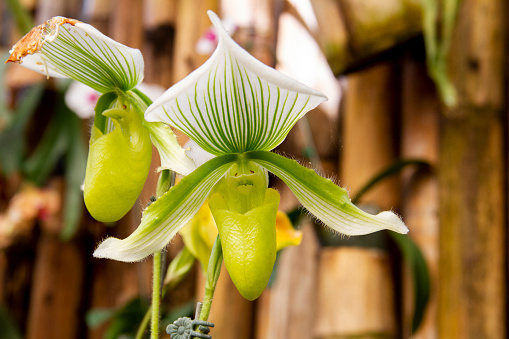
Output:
[
  {"xmin": 198, "ymin": 235, "xmax": 223, "ymax": 322},
  {"xmin": 149, "ymin": 169, "xmax": 174, "ymax": 339},
  {"xmin": 151, "ymin": 250, "xmax": 162, "ymax": 339}
]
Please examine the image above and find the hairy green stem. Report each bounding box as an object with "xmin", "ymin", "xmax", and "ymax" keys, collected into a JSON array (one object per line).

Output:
[
  {"xmin": 148, "ymin": 169, "xmax": 173, "ymax": 339},
  {"xmin": 151, "ymin": 251, "xmax": 162, "ymax": 339},
  {"xmin": 198, "ymin": 236, "xmax": 223, "ymax": 322}
]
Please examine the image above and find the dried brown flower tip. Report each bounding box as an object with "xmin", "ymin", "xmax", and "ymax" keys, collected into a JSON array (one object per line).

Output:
[{"xmin": 6, "ymin": 17, "xmax": 80, "ymax": 64}]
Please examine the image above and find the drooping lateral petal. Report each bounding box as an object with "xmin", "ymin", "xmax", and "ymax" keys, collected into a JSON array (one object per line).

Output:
[
  {"xmin": 7, "ymin": 17, "xmax": 143, "ymax": 93},
  {"xmin": 145, "ymin": 10, "xmax": 327, "ymax": 155},
  {"xmin": 130, "ymin": 89, "xmax": 196, "ymax": 176},
  {"xmin": 93, "ymin": 154, "xmax": 237, "ymax": 262},
  {"xmin": 145, "ymin": 122, "xmax": 197, "ymax": 175},
  {"xmin": 246, "ymin": 151, "xmax": 409, "ymax": 235}
]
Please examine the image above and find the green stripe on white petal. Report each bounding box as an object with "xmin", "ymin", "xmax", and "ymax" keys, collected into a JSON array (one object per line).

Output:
[
  {"xmin": 145, "ymin": 11, "xmax": 327, "ymax": 155},
  {"xmin": 7, "ymin": 17, "xmax": 143, "ymax": 93},
  {"xmin": 246, "ymin": 151, "xmax": 409, "ymax": 235},
  {"xmin": 93, "ymin": 154, "xmax": 237, "ymax": 262}
]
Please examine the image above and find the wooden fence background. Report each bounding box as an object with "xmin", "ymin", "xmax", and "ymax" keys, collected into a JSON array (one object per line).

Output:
[{"xmin": 0, "ymin": 0, "xmax": 506, "ymax": 338}]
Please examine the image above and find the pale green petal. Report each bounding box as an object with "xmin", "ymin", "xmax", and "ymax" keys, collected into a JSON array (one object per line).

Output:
[
  {"xmin": 145, "ymin": 11, "xmax": 327, "ymax": 155},
  {"xmin": 7, "ymin": 17, "xmax": 143, "ymax": 93},
  {"xmin": 146, "ymin": 122, "xmax": 197, "ymax": 175},
  {"xmin": 93, "ymin": 154, "xmax": 237, "ymax": 262},
  {"xmin": 246, "ymin": 151, "xmax": 409, "ymax": 235},
  {"xmin": 130, "ymin": 89, "xmax": 197, "ymax": 176}
]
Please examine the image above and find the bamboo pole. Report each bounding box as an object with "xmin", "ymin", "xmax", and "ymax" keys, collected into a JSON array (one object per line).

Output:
[
  {"xmin": 309, "ymin": 0, "xmax": 422, "ymax": 76},
  {"xmin": 316, "ymin": 61, "xmax": 399, "ymax": 338},
  {"xmin": 438, "ymin": 0, "xmax": 506, "ymax": 337},
  {"xmin": 110, "ymin": 0, "xmax": 144, "ymax": 48},
  {"xmin": 400, "ymin": 52, "xmax": 439, "ymax": 338},
  {"xmin": 142, "ymin": 0, "xmax": 177, "ymax": 87},
  {"xmin": 315, "ymin": 247, "xmax": 396, "ymax": 338},
  {"xmin": 172, "ymin": 0, "xmax": 220, "ymax": 83},
  {"xmin": 255, "ymin": 222, "xmax": 320, "ymax": 339},
  {"xmin": 340, "ymin": 62, "xmax": 399, "ymax": 209},
  {"xmin": 26, "ymin": 232, "xmax": 86, "ymax": 339}
]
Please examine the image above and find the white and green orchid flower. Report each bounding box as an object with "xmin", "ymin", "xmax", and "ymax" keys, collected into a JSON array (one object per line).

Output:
[
  {"xmin": 93, "ymin": 11, "xmax": 408, "ymax": 300},
  {"xmin": 6, "ymin": 17, "xmax": 195, "ymax": 222}
]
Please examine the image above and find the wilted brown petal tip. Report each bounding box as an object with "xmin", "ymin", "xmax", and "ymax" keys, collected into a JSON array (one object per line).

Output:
[{"xmin": 5, "ymin": 17, "xmax": 80, "ymax": 64}]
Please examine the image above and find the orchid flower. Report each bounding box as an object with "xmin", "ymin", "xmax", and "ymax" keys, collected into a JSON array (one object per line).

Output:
[
  {"xmin": 6, "ymin": 17, "xmax": 195, "ymax": 222},
  {"xmin": 93, "ymin": 11, "xmax": 408, "ymax": 300}
]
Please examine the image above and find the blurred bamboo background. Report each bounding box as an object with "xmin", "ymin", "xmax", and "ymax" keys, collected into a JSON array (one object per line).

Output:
[{"xmin": 0, "ymin": 0, "xmax": 506, "ymax": 338}]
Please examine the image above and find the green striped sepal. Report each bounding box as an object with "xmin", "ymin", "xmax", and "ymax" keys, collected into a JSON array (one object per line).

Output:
[
  {"xmin": 7, "ymin": 17, "xmax": 143, "ymax": 93},
  {"xmin": 145, "ymin": 11, "xmax": 327, "ymax": 156}
]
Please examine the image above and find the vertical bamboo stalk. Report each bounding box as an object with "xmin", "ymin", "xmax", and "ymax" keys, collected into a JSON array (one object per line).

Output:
[
  {"xmin": 110, "ymin": 0, "xmax": 144, "ymax": 48},
  {"xmin": 26, "ymin": 233, "xmax": 86, "ymax": 339},
  {"xmin": 438, "ymin": 0, "xmax": 506, "ymax": 338},
  {"xmin": 172, "ymin": 0, "xmax": 220, "ymax": 83},
  {"xmin": 142, "ymin": 0, "xmax": 177, "ymax": 87},
  {"xmin": 255, "ymin": 222, "xmax": 320, "ymax": 339},
  {"xmin": 315, "ymin": 247, "xmax": 396, "ymax": 338},
  {"xmin": 316, "ymin": 61, "xmax": 399, "ymax": 338},
  {"xmin": 400, "ymin": 52, "xmax": 439, "ymax": 338},
  {"xmin": 310, "ymin": 0, "xmax": 422, "ymax": 76},
  {"xmin": 170, "ymin": 0, "xmax": 220, "ymax": 146},
  {"xmin": 341, "ymin": 62, "xmax": 399, "ymax": 209}
]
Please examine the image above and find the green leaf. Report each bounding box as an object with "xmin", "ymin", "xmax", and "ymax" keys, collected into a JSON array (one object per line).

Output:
[
  {"xmin": 5, "ymin": 0, "xmax": 33, "ymax": 34},
  {"xmin": 0, "ymin": 304, "xmax": 22, "ymax": 339},
  {"xmin": 246, "ymin": 151, "xmax": 408, "ymax": 235},
  {"xmin": 61, "ymin": 109, "xmax": 87, "ymax": 240},
  {"xmin": 93, "ymin": 153, "xmax": 237, "ymax": 262},
  {"xmin": 352, "ymin": 159, "xmax": 432, "ymax": 204},
  {"xmin": 22, "ymin": 91, "xmax": 69, "ymax": 184},
  {"xmin": 422, "ymin": 0, "xmax": 460, "ymax": 106},
  {"xmin": 390, "ymin": 233, "xmax": 431, "ymax": 333},
  {"xmin": 163, "ymin": 246, "xmax": 195, "ymax": 289},
  {"xmin": 159, "ymin": 299, "xmax": 196, "ymax": 329},
  {"xmin": 105, "ymin": 298, "xmax": 150, "ymax": 339},
  {"xmin": 85, "ymin": 308, "xmax": 116, "ymax": 328},
  {"xmin": 0, "ymin": 52, "xmax": 14, "ymax": 126},
  {"xmin": 0, "ymin": 84, "xmax": 44, "ymax": 175}
]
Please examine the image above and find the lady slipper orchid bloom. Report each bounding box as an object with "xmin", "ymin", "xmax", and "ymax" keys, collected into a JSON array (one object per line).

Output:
[
  {"xmin": 6, "ymin": 17, "xmax": 195, "ymax": 222},
  {"xmin": 93, "ymin": 11, "xmax": 409, "ymax": 300}
]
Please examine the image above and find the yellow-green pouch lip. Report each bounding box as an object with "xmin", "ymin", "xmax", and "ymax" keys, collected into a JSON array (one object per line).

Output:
[
  {"xmin": 84, "ymin": 104, "xmax": 152, "ymax": 223},
  {"xmin": 209, "ymin": 188, "xmax": 279, "ymax": 301}
]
